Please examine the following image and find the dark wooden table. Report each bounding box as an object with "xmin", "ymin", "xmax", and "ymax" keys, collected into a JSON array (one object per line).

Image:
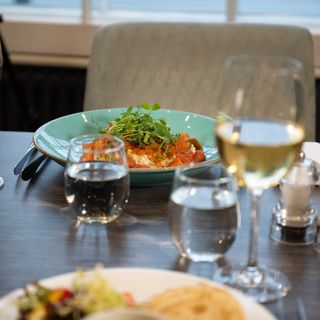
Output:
[{"xmin": 0, "ymin": 131, "xmax": 319, "ymax": 319}]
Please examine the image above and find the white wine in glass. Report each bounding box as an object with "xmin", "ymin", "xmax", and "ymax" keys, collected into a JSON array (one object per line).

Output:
[{"xmin": 214, "ymin": 55, "xmax": 305, "ymax": 303}]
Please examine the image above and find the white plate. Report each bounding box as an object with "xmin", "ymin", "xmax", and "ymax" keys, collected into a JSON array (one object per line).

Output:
[{"xmin": 0, "ymin": 268, "xmax": 276, "ymax": 320}]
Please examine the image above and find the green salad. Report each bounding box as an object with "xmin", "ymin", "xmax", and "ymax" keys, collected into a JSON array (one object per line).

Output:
[{"xmin": 16, "ymin": 268, "xmax": 135, "ymax": 320}]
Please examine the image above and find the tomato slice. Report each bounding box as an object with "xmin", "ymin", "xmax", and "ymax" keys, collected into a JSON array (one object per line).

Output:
[{"xmin": 48, "ymin": 288, "xmax": 74, "ymax": 303}]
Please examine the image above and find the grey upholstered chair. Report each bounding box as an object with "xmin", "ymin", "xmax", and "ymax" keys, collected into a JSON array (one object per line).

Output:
[{"xmin": 84, "ymin": 23, "xmax": 315, "ymax": 141}]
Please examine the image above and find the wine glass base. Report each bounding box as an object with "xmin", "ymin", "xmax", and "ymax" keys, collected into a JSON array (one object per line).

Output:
[
  {"xmin": 214, "ymin": 264, "xmax": 291, "ymax": 303},
  {"xmin": 0, "ymin": 177, "xmax": 4, "ymax": 189},
  {"xmin": 77, "ymin": 214, "xmax": 121, "ymax": 224}
]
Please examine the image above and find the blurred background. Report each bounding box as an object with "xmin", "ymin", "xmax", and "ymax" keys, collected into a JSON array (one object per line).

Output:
[{"xmin": 0, "ymin": 0, "xmax": 320, "ymax": 138}]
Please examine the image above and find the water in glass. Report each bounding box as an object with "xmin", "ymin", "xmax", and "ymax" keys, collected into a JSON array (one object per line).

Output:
[
  {"xmin": 169, "ymin": 164, "xmax": 238, "ymax": 262},
  {"xmin": 65, "ymin": 134, "xmax": 129, "ymax": 224}
]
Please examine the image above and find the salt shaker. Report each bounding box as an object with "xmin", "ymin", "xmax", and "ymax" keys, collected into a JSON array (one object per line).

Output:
[{"xmin": 269, "ymin": 154, "xmax": 319, "ymax": 245}]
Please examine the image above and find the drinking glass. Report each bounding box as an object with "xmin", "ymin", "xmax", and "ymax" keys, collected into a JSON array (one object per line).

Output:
[
  {"xmin": 65, "ymin": 134, "xmax": 130, "ymax": 224},
  {"xmin": 169, "ymin": 163, "xmax": 239, "ymax": 263},
  {"xmin": 213, "ymin": 55, "xmax": 305, "ymax": 302}
]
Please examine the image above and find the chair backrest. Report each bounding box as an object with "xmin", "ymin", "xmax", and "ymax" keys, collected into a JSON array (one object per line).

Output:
[{"xmin": 84, "ymin": 23, "xmax": 315, "ymax": 141}]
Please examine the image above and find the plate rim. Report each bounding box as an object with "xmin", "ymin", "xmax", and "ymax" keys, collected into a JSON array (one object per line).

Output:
[
  {"xmin": 32, "ymin": 108, "xmax": 220, "ymax": 171},
  {"xmin": 0, "ymin": 267, "xmax": 276, "ymax": 320}
]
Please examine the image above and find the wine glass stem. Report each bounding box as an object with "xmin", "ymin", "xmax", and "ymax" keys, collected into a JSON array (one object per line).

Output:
[{"xmin": 247, "ymin": 188, "xmax": 263, "ymax": 268}]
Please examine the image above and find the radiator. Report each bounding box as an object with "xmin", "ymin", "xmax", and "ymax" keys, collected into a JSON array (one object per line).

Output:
[{"xmin": 0, "ymin": 65, "xmax": 86, "ymax": 131}]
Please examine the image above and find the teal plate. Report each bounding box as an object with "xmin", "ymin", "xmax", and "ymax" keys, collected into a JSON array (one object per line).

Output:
[{"xmin": 33, "ymin": 108, "xmax": 219, "ymax": 186}]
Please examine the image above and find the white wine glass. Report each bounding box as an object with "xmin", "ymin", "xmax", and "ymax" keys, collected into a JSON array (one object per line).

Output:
[
  {"xmin": 65, "ymin": 134, "xmax": 130, "ymax": 224},
  {"xmin": 213, "ymin": 55, "xmax": 305, "ymax": 303}
]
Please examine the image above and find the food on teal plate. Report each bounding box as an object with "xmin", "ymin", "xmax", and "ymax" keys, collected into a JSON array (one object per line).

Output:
[{"xmin": 91, "ymin": 104, "xmax": 206, "ymax": 168}]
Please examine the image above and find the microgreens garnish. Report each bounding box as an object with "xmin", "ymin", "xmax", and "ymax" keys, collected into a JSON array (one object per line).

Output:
[{"xmin": 99, "ymin": 103, "xmax": 178, "ymax": 150}]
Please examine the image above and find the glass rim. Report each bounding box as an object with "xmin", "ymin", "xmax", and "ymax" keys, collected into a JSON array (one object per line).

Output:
[
  {"xmin": 174, "ymin": 163, "xmax": 234, "ymax": 186},
  {"xmin": 70, "ymin": 134, "xmax": 125, "ymax": 153},
  {"xmin": 225, "ymin": 54, "xmax": 303, "ymax": 72}
]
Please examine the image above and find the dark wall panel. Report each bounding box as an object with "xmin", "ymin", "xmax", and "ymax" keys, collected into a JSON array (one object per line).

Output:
[{"xmin": 0, "ymin": 65, "xmax": 85, "ymax": 131}]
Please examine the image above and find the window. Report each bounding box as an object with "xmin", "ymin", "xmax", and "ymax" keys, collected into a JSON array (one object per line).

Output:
[
  {"xmin": 92, "ymin": 0, "xmax": 226, "ymax": 14},
  {"xmin": 237, "ymin": 0, "xmax": 320, "ymax": 27},
  {"xmin": 239, "ymin": 0, "xmax": 320, "ymax": 17},
  {"xmin": 1, "ymin": 0, "xmax": 320, "ymax": 74},
  {"xmin": 1, "ymin": 0, "xmax": 319, "ymax": 24}
]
